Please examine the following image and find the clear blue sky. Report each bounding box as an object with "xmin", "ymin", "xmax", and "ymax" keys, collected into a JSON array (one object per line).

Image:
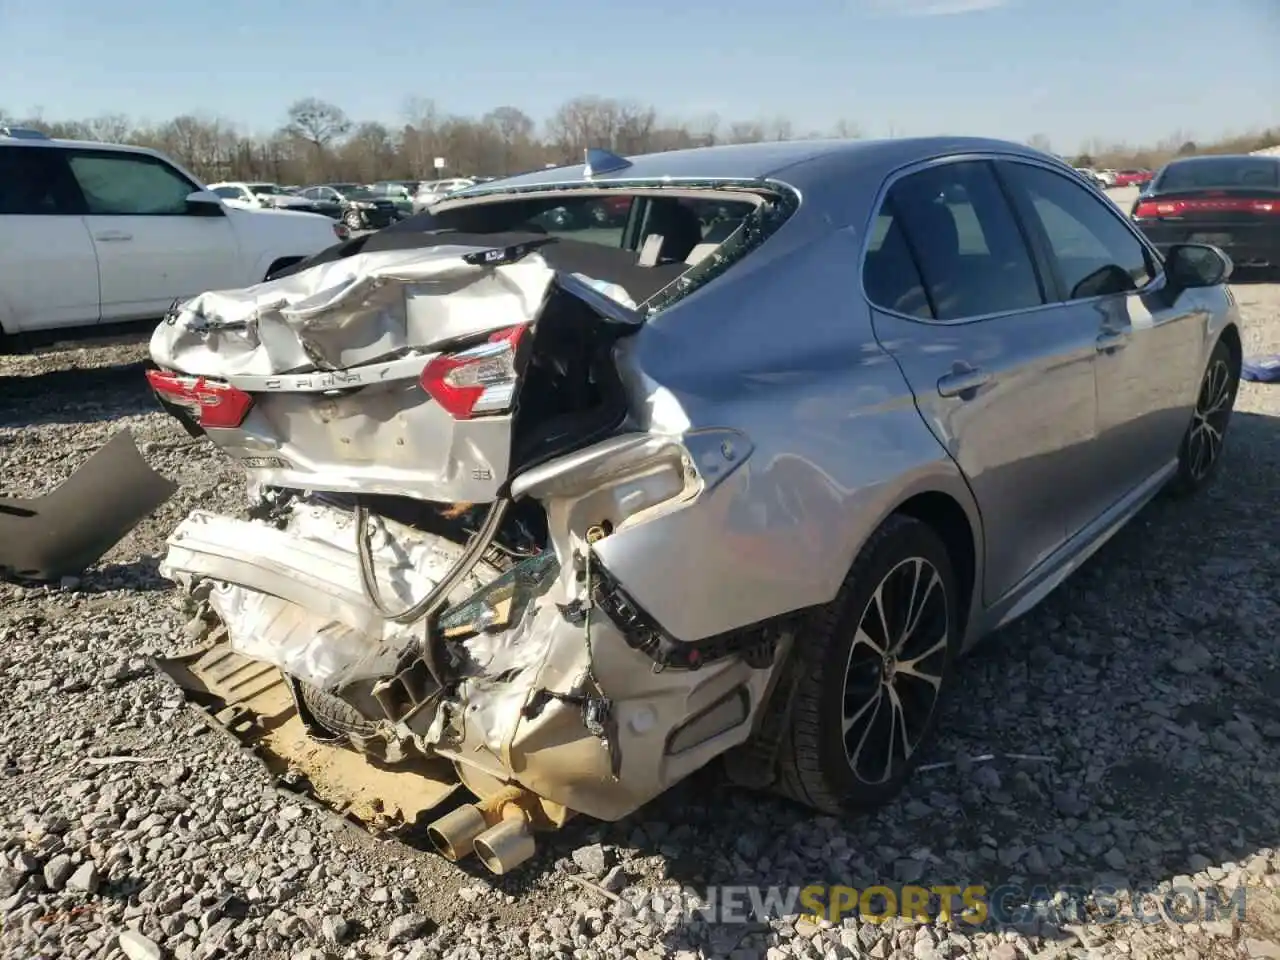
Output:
[{"xmin": 2, "ymin": 0, "xmax": 1276, "ymax": 152}]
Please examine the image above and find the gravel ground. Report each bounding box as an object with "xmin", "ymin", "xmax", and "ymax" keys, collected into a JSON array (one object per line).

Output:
[{"xmin": 2, "ymin": 279, "xmax": 1280, "ymax": 960}]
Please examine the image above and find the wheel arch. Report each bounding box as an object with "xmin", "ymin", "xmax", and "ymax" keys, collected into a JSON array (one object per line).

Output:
[
  {"xmin": 264, "ymin": 256, "xmax": 304, "ymax": 281},
  {"xmin": 891, "ymin": 490, "xmax": 979, "ymax": 644},
  {"xmin": 1217, "ymin": 321, "xmax": 1242, "ymax": 378}
]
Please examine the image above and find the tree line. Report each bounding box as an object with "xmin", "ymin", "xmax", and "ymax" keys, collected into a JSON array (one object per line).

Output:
[{"xmin": 2, "ymin": 96, "xmax": 1275, "ymax": 186}]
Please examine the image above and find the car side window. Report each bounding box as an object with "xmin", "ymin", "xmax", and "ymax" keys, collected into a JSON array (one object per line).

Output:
[
  {"xmin": 0, "ymin": 146, "xmax": 84, "ymax": 215},
  {"xmin": 67, "ymin": 152, "xmax": 197, "ymax": 215},
  {"xmin": 1000, "ymin": 162, "xmax": 1154, "ymax": 300},
  {"xmin": 862, "ymin": 209, "xmax": 934, "ymax": 320},
  {"xmin": 873, "ymin": 161, "xmax": 1044, "ymax": 321}
]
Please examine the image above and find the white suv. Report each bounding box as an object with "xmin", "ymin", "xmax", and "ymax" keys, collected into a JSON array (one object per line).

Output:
[{"xmin": 0, "ymin": 130, "xmax": 345, "ymax": 337}]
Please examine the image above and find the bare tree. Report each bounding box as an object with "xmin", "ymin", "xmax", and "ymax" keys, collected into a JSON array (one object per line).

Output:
[
  {"xmin": 82, "ymin": 114, "xmax": 133, "ymax": 143},
  {"xmin": 831, "ymin": 118, "xmax": 863, "ymax": 139},
  {"xmin": 284, "ymin": 99, "xmax": 351, "ymax": 152},
  {"xmin": 726, "ymin": 121, "xmax": 765, "ymax": 144},
  {"xmin": 11, "ymin": 96, "xmax": 1276, "ymax": 188},
  {"xmin": 1027, "ymin": 133, "xmax": 1053, "ymax": 154}
]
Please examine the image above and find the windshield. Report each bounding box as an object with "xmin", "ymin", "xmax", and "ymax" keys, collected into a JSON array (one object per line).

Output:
[
  {"xmin": 1158, "ymin": 157, "xmax": 1280, "ymax": 191},
  {"xmin": 247, "ymin": 183, "xmax": 285, "ymax": 195},
  {"xmin": 343, "ymin": 187, "xmax": 378, "ymax": 200}
]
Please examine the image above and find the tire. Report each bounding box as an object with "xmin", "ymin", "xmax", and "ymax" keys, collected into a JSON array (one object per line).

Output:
[
  {"xmin": 343, "ymin": 210, "xmax": 363, "ymax": 231},
  {"xmin": 1165, "ymin": 338, "xmax": 1238, "ymax": 498},
  {"xmin": 773, "ymin": 514, "xmax": 960, "ymax": 815},
  {"xmin": 298, "ymin": 680, "xmax": 379, "ymax": 738}
]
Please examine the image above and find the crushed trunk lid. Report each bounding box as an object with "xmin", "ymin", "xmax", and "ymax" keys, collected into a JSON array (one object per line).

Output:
[{"xmin": 149, "ymin": 238, "xmax": 642, "ymax": 503}]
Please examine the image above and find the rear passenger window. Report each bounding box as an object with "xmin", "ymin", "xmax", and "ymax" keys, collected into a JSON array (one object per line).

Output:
[
  {"xmin": 1000, "ymin": 162, "xmax": 1154, "ymax": 299},
  {"xmin": 0, "ymin": 146, "xmax": 83, "ymax": 215},
  {"xmin": 865, "ymin": 161, "xmax": 1044, "ymax": 322},
  {"xmin": 863, "ymin": 209, "xmax": 933, "ymax": 320}
]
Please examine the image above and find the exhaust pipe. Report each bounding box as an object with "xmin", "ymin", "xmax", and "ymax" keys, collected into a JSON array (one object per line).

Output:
[
  {"xmin": 425, "ymin": 785, "xmax": 543, "ymax": 871},
  {"xmin": 425, "ymin": 804, "xmax": 489, "ymax": 861},
  {"xmin": 473, "ymin": 817, "xmax": 536, "ymax": 875}
]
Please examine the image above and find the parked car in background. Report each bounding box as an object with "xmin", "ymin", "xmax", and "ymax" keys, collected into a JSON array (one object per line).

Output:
[
  {"xmin": 208, "ymin": 181, "xmax": 326, "ymax": 214},
  {"xmin": 1073, "ymin": 167, "xmax": 1107, "ymax": 190},
  {"xmin": 1095, "ymin": 169, "xmax": 1118, "ymax": 187},
  {"xmin": 296, "ymin": 184, "xmax": 399, "ymax": 231},
  {"xmin": 143, "ymin": 138, "xmax": 1241, "ymax": 865},
  {"xmin": 1131, "ymin": 153, "xmax": 1280, "ymax": 272},
  {"xmin": 366, "ymin": 181, "xmax": 418, "ymax": 218},
  {"xmin": 0, "ymin": 129, "xmax": 343, "ymax": 337},
  {"xmin": 412, "ymin": 178, "xmax": 476, "ymax": 212},
  {"xmin": 1113, "ymin": 169, "xmax": 1154, "ymax": 187}
]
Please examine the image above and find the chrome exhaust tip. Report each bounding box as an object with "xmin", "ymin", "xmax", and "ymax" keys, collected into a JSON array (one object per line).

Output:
[
  {"xmin": 425, "ymin": 804, "xmax": 488, "ymax": 861},
  {"xmin": 473, "ymin": 817, "xmax": 536, "ymax": 875}
]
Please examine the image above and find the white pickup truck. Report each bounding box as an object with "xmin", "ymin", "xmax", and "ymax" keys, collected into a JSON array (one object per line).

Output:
[{"xmin": 0, "ymin": 128, "xmax": 345, "ymax": 338}]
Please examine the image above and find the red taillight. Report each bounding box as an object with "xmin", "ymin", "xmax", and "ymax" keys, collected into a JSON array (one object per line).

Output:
[
  {"xmin": 419, "ymin": 325, "xmax": 528, "ymax": 420},
  {"xmin": 145, "ymin": 369, "xmax": 254, "ymax": 429},
  {"xmin": 1134, "ymin": 197, "xmax": 1280, "ymax": 219},
  {"xmin": 333, "ymin": 222, "xmax": 350, "ymax": 240}
]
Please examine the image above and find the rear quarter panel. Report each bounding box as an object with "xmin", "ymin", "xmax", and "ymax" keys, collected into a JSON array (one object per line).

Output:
[{"xmin": 595, "ymin": 199, "xmax": 983, "ymax": 643}]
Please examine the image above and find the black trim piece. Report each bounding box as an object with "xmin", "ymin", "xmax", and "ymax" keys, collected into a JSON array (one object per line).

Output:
[{"xmin": 589, "ymin": 559, "xmax": 779, "ymax": 671}]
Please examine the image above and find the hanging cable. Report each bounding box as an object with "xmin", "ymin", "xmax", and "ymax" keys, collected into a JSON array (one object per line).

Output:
[{"xmin": 355, "ymin": 498, "xmax": 510, "ymax": 626}]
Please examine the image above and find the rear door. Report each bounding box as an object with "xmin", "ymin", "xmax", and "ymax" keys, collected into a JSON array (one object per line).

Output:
[
  {"xmin": 865, "ymin": 158, "xmax": 1102, "ymax": 604},
  {"xmin": 0, "ymin": 145, "xmax": 100, "ymax": 331},
  {"xmin": 997, "ymin": 159, "xmax": 1204, "ymax": 502},
  {"xmin": 65, "ymin": 149, "xmax": 240, "ymax": 320}
]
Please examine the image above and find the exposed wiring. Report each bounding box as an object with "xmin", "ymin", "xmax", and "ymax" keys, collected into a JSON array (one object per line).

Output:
[{"xmin": 355, "ymin": 498, "xmax": 510, "ymax": 626}]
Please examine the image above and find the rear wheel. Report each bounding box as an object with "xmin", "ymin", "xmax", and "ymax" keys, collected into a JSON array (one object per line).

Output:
[
  {"xmin": 343, "ymin": 209, "xmax": 363, "ymax": 231},
  {"xmin": 1166, "ymin": 339, "xmax": 1238, "ymax": 497},
  {"xmin": 774, "ymin": 515, "xmax": 959, "ymax": 814}
]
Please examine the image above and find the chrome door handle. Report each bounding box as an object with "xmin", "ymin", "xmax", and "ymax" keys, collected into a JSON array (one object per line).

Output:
[
  {"xmin": 1096, "ymin": 329, "xmax": 1128, "ymax": 353},
  {"xmin": 937, "ymin": 367, "xmax": 991, "ymax": 399},
  {"xmin": 93, "ymin": 230, "xmax": 132, "ymax": 242}
]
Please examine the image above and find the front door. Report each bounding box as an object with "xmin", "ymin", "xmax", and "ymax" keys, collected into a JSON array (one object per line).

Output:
[
  {"xmin": 996, "ymin": 159, "xmax": 1205, "ymax": 503},
  {"xmin": 64, "ymin": 149, "xmax": 239, "ymax": 320},
  {"xmin": 864, "ymin": 158, "xmax": 1101, "ymax": 605}
]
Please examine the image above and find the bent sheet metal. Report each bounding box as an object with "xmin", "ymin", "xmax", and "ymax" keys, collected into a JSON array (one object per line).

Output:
[{"xmin": 0, "ymin": 429, "xmax": 177, "ymax": 582}]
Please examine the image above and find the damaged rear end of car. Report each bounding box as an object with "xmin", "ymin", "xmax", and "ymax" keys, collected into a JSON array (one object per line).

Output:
[{"xmin": 145, "ymin": 173, "xmax": 800, "ymax": 873}]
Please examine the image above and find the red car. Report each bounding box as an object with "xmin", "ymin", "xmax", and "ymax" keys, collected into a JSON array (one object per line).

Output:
[{"xmin": 1113, "ymin": 169, "xmax": 1154, "ymax": 187}]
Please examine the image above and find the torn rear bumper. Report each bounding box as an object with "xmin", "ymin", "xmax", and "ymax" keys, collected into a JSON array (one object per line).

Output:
[{"xmin": 159, "ymin": 498, "xmax": 789, "ymax": 823}]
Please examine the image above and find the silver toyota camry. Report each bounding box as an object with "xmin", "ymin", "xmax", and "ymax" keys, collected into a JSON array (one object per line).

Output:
[{"xmin": 143, "ymin": 137, "xmax": 1241, "ymax": 874}]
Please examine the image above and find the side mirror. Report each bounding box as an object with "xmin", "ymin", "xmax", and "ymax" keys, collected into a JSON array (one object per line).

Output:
[
  {"xmin": 1165, "ymin": 243, "xmax": 1232, "ymax": 290},
  {"xmin": 185, "ymin": 190, "xmax": 225, "ymax": 216}
]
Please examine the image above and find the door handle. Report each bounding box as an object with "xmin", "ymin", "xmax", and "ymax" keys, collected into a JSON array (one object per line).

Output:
[
  {"xmin": 1096, "ymin": 329, "xmax": 1129, "ymax": 353},
  {"xmin": 93, "ymin": 230, "xmax": 132, "ymax": 242},
  {"xmin": 937, "ymin": 366, "xmax": 991, "ymax": 399}
]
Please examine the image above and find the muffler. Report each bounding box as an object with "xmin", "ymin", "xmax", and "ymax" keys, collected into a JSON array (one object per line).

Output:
[{"xmin": 424, "ymin": 784, "xmax": 543, "ymax": 873}]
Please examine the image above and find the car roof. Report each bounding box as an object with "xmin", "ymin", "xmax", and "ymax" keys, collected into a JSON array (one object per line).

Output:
[
  {"xmin": 451, "ymin": 137, "xmax": 1057, "ymax": 198},
  {"xmin": 1163, "ymin": 153, "xmax": 1278, "ymax": 165},
  {"xmin": 1, "ymin": 135, "xmax": 177, "ymax": 162}
]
